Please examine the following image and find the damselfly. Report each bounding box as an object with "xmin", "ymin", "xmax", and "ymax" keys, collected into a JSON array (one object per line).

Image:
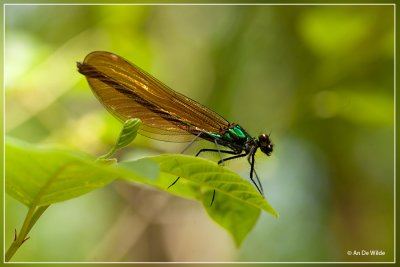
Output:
[{"xmin": 77, "ymin": 51, "xmax": 273, "ymax": 204}]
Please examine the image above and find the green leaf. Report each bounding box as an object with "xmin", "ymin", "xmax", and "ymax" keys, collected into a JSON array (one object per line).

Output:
[
  {"xmin": 97, "ymin": 118, "xmax": 142, "ymax": 160},
  {"xmin": 203, "ymin": 193, "xmax": 261, "ymax": 246},
  {"xmin": 5, "ymin": 136, "xmax": 277, "ymax": 247},
  {"xmin": 5, "ymin": 137, "xmax": 119, "ymax": 207},
  {"xmin": 118, "ymin": 154, "xmax": 278, "ymax": 246}
]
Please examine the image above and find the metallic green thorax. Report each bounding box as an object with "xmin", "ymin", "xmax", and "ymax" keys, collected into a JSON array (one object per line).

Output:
[
  {"xmin": 209, "ymin": 125, "xmax": 250, "ymax": 142},
  {"xmin": 229, "ymin": 125, "xmax": 247, "ymax": 139}
]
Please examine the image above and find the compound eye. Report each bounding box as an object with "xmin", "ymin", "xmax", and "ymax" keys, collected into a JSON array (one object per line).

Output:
[
  {"xmin": 258, "ymin": 134, "xmax": 270, "ymax": 143},
  {"xmin": 258, "ymin": 134, "xmax": 273, "ymax": 155}
]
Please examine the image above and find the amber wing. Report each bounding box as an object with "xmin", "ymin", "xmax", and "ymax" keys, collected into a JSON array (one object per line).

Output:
[{"xmin": 77, "ymin": 51, "xmax": 229, "ymax": 142}]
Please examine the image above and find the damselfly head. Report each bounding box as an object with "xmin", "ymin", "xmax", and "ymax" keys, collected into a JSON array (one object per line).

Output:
[{"xmin": 258, "ymin": 134, "xmax": 273, "ymax": 156}]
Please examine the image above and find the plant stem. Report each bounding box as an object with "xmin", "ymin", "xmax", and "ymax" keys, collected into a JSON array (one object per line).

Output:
[
  {"xmin": 5, "ymin": 205, "xmax": 49, "ymax": 262},
  {"xmin": 27, "ymin": 206, "xmax": 49, "ymax": 233},
  {"xmin": 6, "ymin": 164, "xmax": 68, "ymax": 261},
  {"xmin": 97, "ymin": 146, "xmax": 116, "ymax": 161}
]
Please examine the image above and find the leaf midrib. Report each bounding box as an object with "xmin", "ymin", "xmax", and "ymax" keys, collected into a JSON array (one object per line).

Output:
[{"xmin": 30, "ymin": 162, "xmax": 75, "ymax": 208}]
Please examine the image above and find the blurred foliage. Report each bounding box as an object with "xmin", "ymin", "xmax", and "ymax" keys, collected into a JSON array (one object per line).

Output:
[{"xmin": 5, "ymin": 4, "xmax": 394, "ymax": 262}]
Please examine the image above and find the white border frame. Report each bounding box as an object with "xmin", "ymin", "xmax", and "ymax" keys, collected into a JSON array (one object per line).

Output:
[{"xmin": 3, "ymin": 2, "xmax": 396, "ymax": 264}]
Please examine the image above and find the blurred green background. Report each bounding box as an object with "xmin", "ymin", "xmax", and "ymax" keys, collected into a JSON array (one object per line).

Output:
[{"xmin": 5, "ymin": 4, "xmax": 394, "ymax": 262}]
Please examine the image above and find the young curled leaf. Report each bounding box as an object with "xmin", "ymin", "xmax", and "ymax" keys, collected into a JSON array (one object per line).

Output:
[{"xmin": 97, "ymin": 118, "xmax": 142, "ymax": 160}]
